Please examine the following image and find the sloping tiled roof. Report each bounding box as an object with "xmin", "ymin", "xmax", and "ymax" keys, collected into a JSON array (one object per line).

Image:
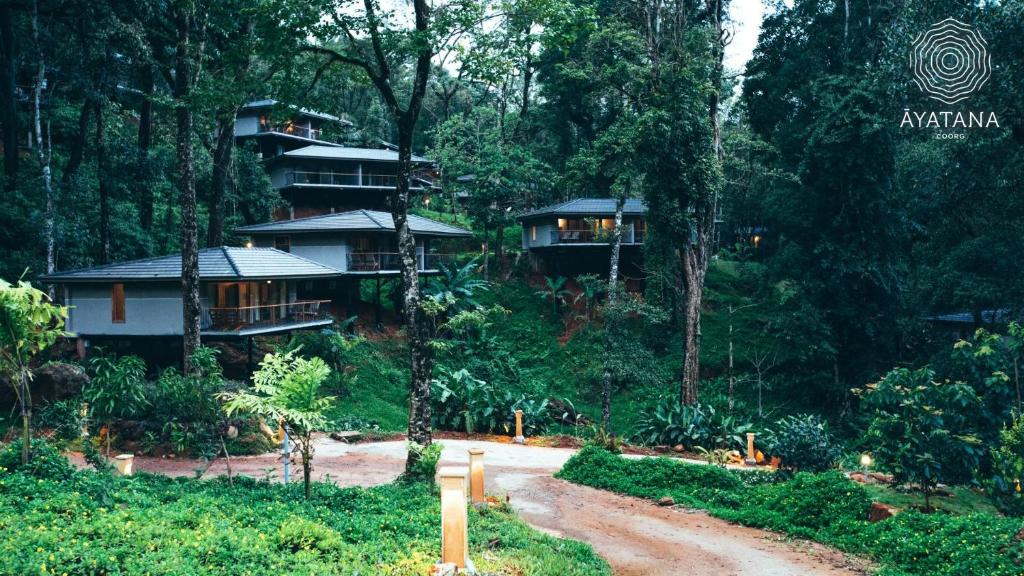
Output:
[
  {"xmin": 519, "ymin": 198, "xmax": 648, "ymax": 220},
  {"xmin": 236, "ymin": 210, "xmax": 472, "ymax": 237},
  {"xmin": 279, "ymin": 145, "xmax": 432, "ymax": 164},
  {"xmin": 240, "ymin": 99, "xmax": 349, "ymax": 124},
  {"xmin": 42, "ymin": 247, "xmax": 341, "ymax": 283}
]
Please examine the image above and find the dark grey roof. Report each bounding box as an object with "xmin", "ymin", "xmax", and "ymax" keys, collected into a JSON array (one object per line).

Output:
[
  {"xmin": 241, "ymin": 99, "xmax": 350, "ymax": 125},
  {"xmin": 279, "ymin": 145, "xmax": 432, "ymax": 164},
  {"xmin": 925, "ymin": 309, "xmax": 1012, "ymax": 325},
  {"xmin": 519, "ymin": 198, "xmax": 648, "ymax": 220},
  {"xmin": 236, "ymin": 210, "xmax": 472, "ymax": 238},
  {"xmin": 43, "ymin": 247, "xmax": 341, "ymax": 283}
]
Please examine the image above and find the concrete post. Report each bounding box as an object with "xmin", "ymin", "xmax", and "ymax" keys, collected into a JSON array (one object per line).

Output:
[
  {"xmin": 745, "ymin": 432, "xmax": 756, "ymax": 466},
  {"xmin": 438, "ymin": 466, "xmax": 469, "ymax": 568},
  {"xmin": 468, "ymin": 448, "xmax": 485, "ymax": 505},
  {"xmin": 514, "ymin": 409, "xmax": 525, "ymax": 444},
  {"xmin": 114, "ymin": 454, "xmax": 134, "ymax": 476}
]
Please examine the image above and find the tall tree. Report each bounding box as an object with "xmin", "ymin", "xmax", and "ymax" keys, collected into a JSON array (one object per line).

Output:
[
  {"xmin": 302, "ymin": 0, "xmax": 485, "ymax": 472},
  {"xmin": 174, "ymin": 1, "xmax": 201, "ymax": 372}
]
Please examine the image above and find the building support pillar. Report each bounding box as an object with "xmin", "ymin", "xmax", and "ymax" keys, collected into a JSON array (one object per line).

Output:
[{"xmin": 375, "ymin": 276, "xmax": 382, "ymax": 329}]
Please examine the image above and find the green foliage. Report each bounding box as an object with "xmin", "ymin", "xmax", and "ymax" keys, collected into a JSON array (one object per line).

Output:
[
  {"xmin": 858, "ymin": 367, "xmax": 985, "ymax": 508},
  {"xmin": 631, "ymin": 398, "xmax": 752, "ymax": 451},
  {"xmin": 535, "ymin": 276, "xmax": 571, "ymax": 317},
  {"xmin": 0, "ymin": 278, "xmax": 68, "ymax": 462},
  {"xmin": 762, "ymin": 414, "xmax": 841, "ymax": 473},
  {"xmin": 405, "ymin": 441, "xmax": 444, "ymax": 481},
  {"xmin": 0, "ymin": 439, "xmax": 74, "ymax": 480},
  {"xmin": 36, "ymin": 398, "xmax": 84, "ymax": 442},
  {"xmin": 221, "ymin": 350, "xmax": 334, "ymax": 497},
  {"xmin": 988, "ymin": 413, "xmax": 1024, "ymax": 516},
  {"xmin": 426, "ymin": 258, "xmax": 490, "ymax": 313},
  {"xmin": 0, "ymin": 460, "xmax": 610, "ymax": 576},
  {"xmin": 558, "ymin": 446, "xmax": 1024, "ymax": 576},
  {"xmin": 85, "ymin": 351, "xmax": 148, "ymax": 421},
  {"xmin": 431, "ymin": 366, "xmax": 552, "ymax": 436}
]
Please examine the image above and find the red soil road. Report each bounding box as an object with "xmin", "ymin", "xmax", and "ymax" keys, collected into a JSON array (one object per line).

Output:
[{"xmin": 72, "ymin": 439, "xmax": 869, "ymax": 576}]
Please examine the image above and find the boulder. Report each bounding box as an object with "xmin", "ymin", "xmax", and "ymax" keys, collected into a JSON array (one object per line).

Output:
[
  {"xmin": 33, "ymin": 362, "xmax": 90, "ymax": 399},
  {"xmin": 658, "ymin": 496, "xmax": 675, "ymax": 507},
  {"xmin": 431, "ymin": 563, "xmax": 458, "ymax": 576},
  {"xmin": 330, "ymin": 431, "xmax": 363, "ymax": 443},
  {"xmin": 849, "ymin": 472, "xmax": 869, "ymax": 484},
  {"xmin": 868, "ymin": 502, "xmax": 899, "ymax": 522},
  {"xmin": 672, "ymin": 444, "xmax": 685, "ymax": 453},
  {"xmin": 868, "ymin": 472, "xmax": 894, "ymax": 484}
]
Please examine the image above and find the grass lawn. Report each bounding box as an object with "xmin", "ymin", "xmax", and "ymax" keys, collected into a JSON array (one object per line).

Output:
[
  {"xmin": 557, "ymin": 446, "xmax": 1024, "ymax": 576},
  {"xmin": 0, "ymin": 444, "xmax": 610, "ymax": 576},
  {"xmin": 863, "ymin": 483, "xmax": 999, "ymax": 516}
]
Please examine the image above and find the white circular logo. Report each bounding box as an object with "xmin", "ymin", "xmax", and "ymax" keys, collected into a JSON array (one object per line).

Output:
[{"xmin": 910, "ymin": 18, "xmax": 991, "ymax": 105}]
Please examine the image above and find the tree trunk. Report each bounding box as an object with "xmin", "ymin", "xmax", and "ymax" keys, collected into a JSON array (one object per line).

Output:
[
  {"xmin": 302, "ymin": 443, "xmax": 312, "ymax": 499},
  {"xmin": 95, "ymin": 101, "xmax": 111, "ymax": 264},
  {"xmin": 0, "ymin": 6, "xmax": 18, "ymax": 191},
  {"xmin": 137, "ymin": 65, "xmax": 155, "ymax": 230},
  {"xmin": 208, "ymin": 111, "xmax": 236, "ymax": 246},
  {"xmin": 680, "ymin": 252, "xmax": 705, "ymax": 405},
  {"xmin": 601, "ymin": 194, "xmax": 625, "ymax": 430},
  {"xmin": 481, "ymin": 222, "xmax": 490, "ymax": 279},
  {"xmin": 19, "ymin": 372, "xmax": 30, "ymax": 464},
  {"xmin": 396, "ymin": 126, "xmax": 435, "ymax": 473},
  {"xmin": 175, "ymin": 6, "xmax": 201, "ymax": 373},
  {"xmin": 31, "ymin": 10, "xmax": 55, "ymax": 298}
]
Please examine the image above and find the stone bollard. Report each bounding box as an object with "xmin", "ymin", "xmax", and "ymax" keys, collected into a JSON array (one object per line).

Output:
[
  {"xmin": 513, "ymin": 409, "xmax": 525, "ymax": 444},
  {"xmin": 745, "ymin": 433, "xmax": 756, "ymax": 466},
  {"xmin": 114, "ymin": 454, "xmax": 135, "ymax": 476},
  {"xmin": 468, "ymin": 448, "xmax": 485, "ymax": 506},
  {"xmin": 438, "ymin": 466, "xmax": 469, "ymax": 569}
]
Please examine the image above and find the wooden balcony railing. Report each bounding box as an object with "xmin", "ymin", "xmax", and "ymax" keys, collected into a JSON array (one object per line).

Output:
[
  {"xmin": 284, "ymin": 170, "xmax": 424, "ymax": 189},
  {"xmin": 258, "ymin": 123, "xmax": 322, "ymax": 140},
  {"xmin": 550, "ymin": 229, "xmax": 646, "ymax": 245},
  {"xmin": 346, "ymin": 252, "xmax": 457, "ymax": 272},
  {"xmin": 202, "ymin": 300, "xmax": 331, "ymax": 332}
]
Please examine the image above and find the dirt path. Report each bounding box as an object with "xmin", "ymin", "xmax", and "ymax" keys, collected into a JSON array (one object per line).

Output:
[{"xmin": 84, "ymin": 439, "xmax": 867, "ymax": 576}]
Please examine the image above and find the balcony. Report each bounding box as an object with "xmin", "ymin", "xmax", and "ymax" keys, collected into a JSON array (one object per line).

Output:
[
  {"xmin": 345, "ymin": 252, "xmax": 458, "ymax": 273},
  {"xmin": 284, "ymin": 170, "xmax": 423, "ymax": 190},
  {"xmin": 258, "ymin": 123, "xmax": 322, "ymax": 141},
  {"xmin": 201, "ymin": 300, "xmax": 332, "ymax": 336},
  {"xmin": 549, "ymin": 229, "xmax": 645, "ymax": 245}
]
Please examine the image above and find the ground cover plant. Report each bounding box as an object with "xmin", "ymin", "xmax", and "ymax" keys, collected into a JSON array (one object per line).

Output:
[
  {"xmin": 0, "ymin": 442, "xmax": 610, "ymax": 576},
  {"xmin": 556, "ymin": 446, "xmax": 1024, "ymax": 576}
]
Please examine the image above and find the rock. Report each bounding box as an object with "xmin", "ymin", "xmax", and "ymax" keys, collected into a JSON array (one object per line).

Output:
[
  {"xmin": 431, "ymin": 563, "xmax": 458, "ymax": 576},
  {"xmin": 754, "ymin": 450, "xmax": 765, "ymax": 464},
  {"xmin": 226, "ymin": 425, "xmax": 239, "ymax": 439},
  {"xmin": 868, "ymin": 502, "xmax": 899, "ymax": 522},
  {"xmin": 868, "ymin": 472, "xmax": 894, "ymax": 484},
  {"xmin": 658, "ymin": 496, "xmax": 675, "ymax": 507},
  {"xmin": 653, "ymin": 445, "xmax": 671, "ymax": 453},
  {"xmin": 33, "ymin": 362, "xmax": 90, "ymax": 399},
  {"xmin": 849, "ymin": 472, "xmax": 869, "ymax": 484},
  {"xmin": 330, "ymin": 431, "xmax": 363, "ymax": 443},
  {"xmin": 672, "ymin": 444, "xmax": 685, "ymax": 453}
]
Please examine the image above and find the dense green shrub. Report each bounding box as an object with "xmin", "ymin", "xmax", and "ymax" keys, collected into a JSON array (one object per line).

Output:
[
  {"xmin": 858, "ymin": 367, "xmax": 985, "ymax": 509},
  {"xmin": 988, "ymin": 413, "xmax": 1024, "ymax": 516},
  {"xmin": 431, "ymin": 366, "xmax": 552, "ymax": 436},
  {"xmin": 36, "ymin": 398, "xmax": 84, "ymax": 441},
  {"xmin": 557, "ymin": 447, "xmax": 1024, "ymax": 576},
  {"xmin": 0, "ymin": 439, "xmax": 74, "ymax": 480},
  {"xmin": 556, "ymin": 446, "xmax": 744, "ymax": 508},
  {"xmin": 0, "ymin": 456, "xmax": 609, "ymax": 575},
  {"xmin": 631, "ymin": 398, "xmax": 752, "ymax": 450},
  {"xmin": 763, "ymin": 413, "xmax": 841, "ymax": 473}
]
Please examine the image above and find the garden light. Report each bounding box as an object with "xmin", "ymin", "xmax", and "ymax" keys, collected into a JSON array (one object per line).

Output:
[
  {"xmin": 438, "ymin": 466, "xmax": 469, "ymax": 568},
  {"xmin": 468, "ymin": 448, "xmax": 485, "ymax": 505},
  {"xmin": 860, "ymin": 453, "xmax": 873, "ymax": 468},
  {"xmin": 514, "ymin": 409, "xmax": 525, "ymax": 444},
  {"xmin": 745, "ymin": 432, "xmax": 756, "ymax": 465}
]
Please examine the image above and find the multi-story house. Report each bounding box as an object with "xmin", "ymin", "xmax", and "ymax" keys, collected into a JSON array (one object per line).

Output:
[
  {"xmin": 235, "ymin": 100, "xmax": 437, "ymax": 218},
  {"xmin": 519, "ymin": 198, "xmax": 648, "ymax": 278}
]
